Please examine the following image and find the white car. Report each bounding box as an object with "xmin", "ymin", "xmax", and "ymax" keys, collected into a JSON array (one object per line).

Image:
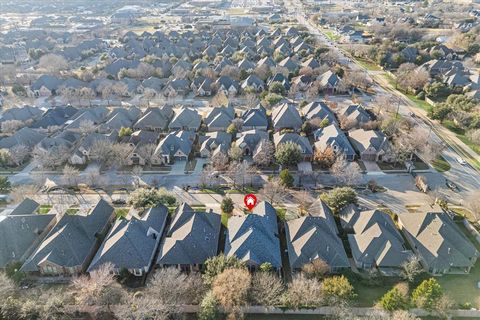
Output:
[{"xmin": 456, "ymin": 157, "xmax": 467, "ymax": 165}]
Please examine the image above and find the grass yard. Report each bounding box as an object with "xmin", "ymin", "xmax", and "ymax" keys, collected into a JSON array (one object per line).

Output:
[
  {"xmin": 115, "ymin": 208, "xmax": 128, "ymax": 219},
  {"xmin": 275, "ymin": 207, "xmax": 287, "ymax": 221},
  {"xmin": 321, "ymin": 29, "xmax": 341, "ymax": 41},
  {"xmin": 437, "ymin": 259, "xmax": 480, "ymax": 307},
  {"xmin": 355, "ymin": 57, "xmax": 382, "ymax": 71},
  {"xmin": 37, "ymin": 205, "xmax": 52, "ymax": 214},
  {"xmin": 431, "ymin": 156, "xmax": 451, "ymax": 172},
  {"xmin": 65, "ymin": 208, "xmax": 79, "ymax": 215},
  {"xmin": 405, "ymin": 93, "xmax": 431, "ymax": 111},
  {"xmin": 221, "ymin": 212, "xmax": 229, "ymax": 227}
]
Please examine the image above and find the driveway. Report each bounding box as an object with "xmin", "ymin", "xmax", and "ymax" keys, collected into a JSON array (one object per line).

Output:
[
  {"xmin": 169, "ymin": 161, "xmax": 186, "ymax": 175},
  {"xmin": 363, "ymin": 161, "xmax": 382, "ymax": 173}
]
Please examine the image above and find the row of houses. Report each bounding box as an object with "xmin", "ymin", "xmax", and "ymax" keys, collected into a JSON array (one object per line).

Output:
[
  {"xmin": 0, "ymin": 197, "xmax": 477, "ymax": 279},
  {"xmin": 0, "ymin": 100, "xmax": 390, "ymax": 168}
]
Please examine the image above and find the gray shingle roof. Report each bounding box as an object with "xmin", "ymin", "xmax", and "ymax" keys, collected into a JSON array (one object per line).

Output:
[
  {"xmin": 20, "ymin": 200, "xmax": 114, "ymax": 272},
  {"xmin": 272, "ymin": 103, "xmax": 302, "ymax": 131},
  {"xmin": 286, "ymin": 215, "xmax": 349, "ymax": 270},
  {"xmin": 400, "ymin": 212, "xmax": 478, "ymax": 272},
  {"xmin": 0, "ymin": 212, "xmax": 56, "ymax": 268},
  {"xmin": 346, "ymin": 210, "xmax": 413, "ymax": 269},
  {"xmin": 225, "ymin": 201, "xmax": 281, "ymax": 268},
  {"xmin": 314, "ymin": 123, "xmax": 356, "ymax": 158},
  {"xmin": 157, "ymin": 203, "xmax": 221, "ymax": 266},
  {"xmin": 88, "ymin": 206, "xmax": 168, "ymax": 272}
]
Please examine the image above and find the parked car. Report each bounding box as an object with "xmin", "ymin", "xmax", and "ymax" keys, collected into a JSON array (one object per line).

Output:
[
  {"xmin": 446, "ymin": 179, "xmax": 459, "ymax": 192},
  {"xmin": 456, "ymin": 157, "xmax": 467, "ymax": 165}
]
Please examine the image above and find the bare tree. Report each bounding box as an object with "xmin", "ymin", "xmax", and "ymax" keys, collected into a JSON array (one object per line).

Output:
[
  {"xmin": 72, "ymin": 263, "xmax": 124, "ymax": 307},
  {"xmin": 10, "ymin": 185, "xmax": 39, "ymax": 203},
  {"xmin": 210, "ymin": 151, "xmax": 229, "ymax": 171},
  {"xmin": 1, "ymin": 120, "xmax": 24, "ymax": 134},
  {"xmin": 136, "ymin": 143, "xmax": 157, "ymax": 166},
  {"xmin": 78, "ymin": 119, "xmax": 96, "ymax": 135},
  {"xmin": 260, "ymin": 177, "xmax": 286, "ymax": 205},
  {"xmin": 32, "ymin": 145, "xmax": 70, "ymax": 169},
  {"xmin": 249, "ymin": 272, "xmax": 284, "ymax": 306},
  {"xmin": 401, "ymin": 255, "xmax": 424, "ymax": 283},
  {"xmin": 397, "ymin": 63, "xmax": 430, "ymax": 92},
  {"xmin": 38, "ymin": 54, "xmax": 68, "ymax": 74},
  {"xmin": 331, "ymin": 157, "xmax": 362, "ymax": 186},
  {"xmin": 8, "ymin": 144, "xmax": 30, "ymax": 166},
  {"xmin": 62, "ymin": 165, "xmax": 80, "ymax": 186},
  {"xmin": 211, "ymin": 91, "xmax": 229, "ymax": 106},
  {"xmin": 80, "ymin": 87, "xmax": 96, "ymax": 107},
  {"xmin": 253, "ymin": 139, "xmax": 275, "ymax": 167},
  {"xmin": 90, "ymin": 140, "xmax": 130, "ymax": 169},
  {"xmin": 212, "ymin": 268, "xmax": 251, "ymax": 319},
  {"xmin": 142, "ymin": 88, "xmax": 157, "ymax": 107},
  {"xmin": 284, "ymin": 274, "xmax": 323, "ymax": 309}
]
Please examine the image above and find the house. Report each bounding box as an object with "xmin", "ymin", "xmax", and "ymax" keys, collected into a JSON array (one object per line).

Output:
[
  {"xmin": 302, "ymin": 101, "xmax": 337, "ymax": 125},
  {"xmin": 278, "ymin": 57, "xmax": 299, "ymax": 73},
  {"xmin": 273, "ymin": 132, "xmax": 313, "ymax": 161},
  {"xmin": 163, "ymin": 78, "xmax": 191, "ymax": 97},
  {"xmin": 0, "ymin": 105, "xmax": 43, "ymax": 124},
  {"xmin": 301, "ymin": 57, "xmax": 320, "ymax": 70},
  {"xmin": 241, "ymin": 75, "xmax": 265, "ymax": 92},
  {"xmin": 156, "ymin": 203, "xmax": 221, "ymax": 271},
  {"xmin": 20, "ymin": 200, "xmax": 115, "ymax": 277},
  {"xmin": 204, "ymin": 105, "xmax": 235, "ymax": 131},
  {"xmin": 338, "ymin": 104, "xmax": 373, "ymax": 127},
  {"xmin": 30, "ymin": 106, "xmax": 79, "ymax": 130},
  {"xmin": 225, "ymin": 201, "xmax": 281, "ymax": 271},
  {"xmin": 98, "ymin": 107, "xmax": 141, "ymax": 133},
  {"xmin": 314, "ymin": 124, "xmax": 356, "ymax": 161},
  {"xmin": 317, "ymin": 70, "xmax": 343, "ymax": 94},
  {"xmin": 291, "ymin": 75, "xmax": 312, "ymax": 91},
  {"xmin": 235, "ymin": 129, "xmax": 269, "ymax": 156},
  {"xmin": 88, "ymin": 206, "xmax": 168, "ymax": 276},
  {"xmin": 216, "ymin": 76, "xmax": 240, "ymax": 96},
  {"xmin": 342, "ymin": 209, "xmax": 413, "ymax": 275},
  {"xmin": 398, "ymin": 212, "xmax": 478, "ymax": 275},
  {"xmin": 285, "ymin": 200, "xmax": 349, "ymax": 272},
  {"xmin": 242, "ymin": 104, "xmax": 269, "ymax": 131},
  {"xmin": 271, "ymin": 103, "xmax": 303, "ymax": 132},
  {"xmin": 168, "ymin": 107, "xmax": 201, "ymax": 131},
  {"xmin": 349, "ymin": 129, "xmax": 391, "ymax": 162},
  {"xmin": 153, "ymin": 130, "xmax": 195, "ymax": 164},
  {"xmin": 0, "ymin": 203, "xmax": 57, "ymax": 268},
  {"xmin": 199, "ymin": 131, "xmax": 232, "ymax": 158},
  {"xmin": 237, "ymin": 58, "xmax": 256, "ymax": 71},
  {"xmin": 31, "ymin": 75, "xmax": 63, "ymax": 96},
  {"xmin": 0, "ymin": 127, "xmax": 46, "ymax": 150},
  {"xmin": 69, "ymin": 131, "xmax": 118, "ymax": 165},
  {"xmin": 268, "ymin": 73, "xmax": 290, "ymax": 91},
  {"xmin": 124, "ymin": 130, "xmax": 160, "ymax": 166},
  {"xmin": 64, "ymin": 107, "xmax": 110, "ymax": 131},
  {"xmin": 133, "ymin": 106, "xmax": 174, "ymax": 132}
]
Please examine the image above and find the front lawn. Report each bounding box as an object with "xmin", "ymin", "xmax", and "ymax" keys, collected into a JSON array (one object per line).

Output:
[{"xmin": 377, "ymin": 161, "xmax": 406, "ymax": 171}]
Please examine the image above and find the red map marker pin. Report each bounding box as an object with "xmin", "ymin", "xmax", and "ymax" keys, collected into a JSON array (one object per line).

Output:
[{"xmin": 244, "ymin": 194, "xmax": 257, "ymax": 211}]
